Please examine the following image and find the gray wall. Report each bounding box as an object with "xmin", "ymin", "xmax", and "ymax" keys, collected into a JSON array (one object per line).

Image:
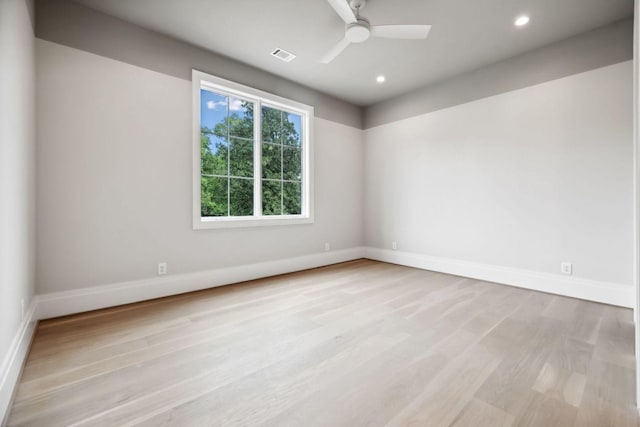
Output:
[
  {"xmin": 32, "ymin": 0, "xmax": 634, "ymax": 297},
  {"xmin": 34, "ymin": 0, "xmax": 367, "ymax": 295},
  {"xmin": 36, "ymin": 39, "xmax": 365, "ymax": 293},
  {"xmin": 365, "ymin": 18, "xmax": 633, "ymax": 129},
  {"xmin": 0, "ymin": 0, "xmax": 36, "ymax": 412},
  {"xmin": 35, "ymin": 0, "xmax": 364, "ymax": 129},
  {"xmin": 365, "ymin": 61, "xmax": 633, "ymax": 285},
  {"xmin": 35, "ymin": 0, "xmax": 633, "ymax": 131}
]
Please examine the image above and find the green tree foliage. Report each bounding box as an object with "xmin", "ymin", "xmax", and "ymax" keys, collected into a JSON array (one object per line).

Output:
[
  {"xmin": 200, "ymin": 101, "xmax": 302, "ymax": 217},
  {"xmin": 200, "ymin": 131, "xmax": 227, "ymax": 217}
]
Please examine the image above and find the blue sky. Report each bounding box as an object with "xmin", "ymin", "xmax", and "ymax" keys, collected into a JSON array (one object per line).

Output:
[
  {"xmin": 200, "ymin": 88, "xmax": 302, "ymax": 142},
  {"xmin": 200, "ymin": 89, "xmax": 230, "ymax": 132},
  {"xmin": 286, "ymin": 112, "xmax": 302, "ymax": 142}
]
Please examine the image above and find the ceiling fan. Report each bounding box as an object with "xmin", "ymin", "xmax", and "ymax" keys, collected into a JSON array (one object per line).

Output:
[{"xmin": 321, "ymin": 0, "xmax": 432, "ymax": 64}]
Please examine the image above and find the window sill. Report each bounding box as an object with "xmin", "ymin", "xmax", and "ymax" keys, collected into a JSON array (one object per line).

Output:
[{"xmin": 193, "ymin": 215, "xmax": 314, "ymax": 230}]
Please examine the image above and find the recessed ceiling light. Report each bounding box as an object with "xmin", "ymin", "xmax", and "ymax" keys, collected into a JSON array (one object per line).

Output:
[
  {"xmin": 376, "ymin": 75, "xmax": 386, "ymax": 83},
  {"xmin": 514, "ymin": 15, "xmax": 530, "ymax": 27}
]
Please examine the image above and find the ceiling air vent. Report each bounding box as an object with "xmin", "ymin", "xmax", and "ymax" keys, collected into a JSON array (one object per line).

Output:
[{"xmin": 271, "ymin": 48, "xmax": 296, "ymax": 62}]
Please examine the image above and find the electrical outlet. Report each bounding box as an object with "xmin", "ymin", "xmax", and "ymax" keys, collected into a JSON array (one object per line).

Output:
[
  {"xmin": 324, "ymin": 242, "xmax": 331, "ymax": 251},
  {"xmin": 158, "ymin": 262, "xmax": 167, "ymax": 275},
  {"xmin": 392, "ymin": 241, "xmax": 398, "ymax": 250},
  {"xmin": 560, "ymin": 262, "xmax": 572, "ymax": 275}
]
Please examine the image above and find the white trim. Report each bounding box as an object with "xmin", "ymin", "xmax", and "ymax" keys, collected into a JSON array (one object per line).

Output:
[
  {"xmin": 364, "ymin": 247, "xmax": 634, "ymax": 308},
  {"xmin": 197, "ymin": 214, "xmax": 313, "ymax": 229},
  {"xmin": 35, "ymin": 247, "xmax": 366, "ymax": 320},
  {"xmin": 192, "ymin": 69, "xmax": 314, "ymax": 230},
  {"xmin": 33, "ymin": 246, "xmax": 634, "ymax": 321},
  {"xmin": 634, "ymin": 0, "xmax": 640, "ymax": 409},
  {"xmin": 0, "ymin": 301, "xmax": 37, "ymax": 424}
]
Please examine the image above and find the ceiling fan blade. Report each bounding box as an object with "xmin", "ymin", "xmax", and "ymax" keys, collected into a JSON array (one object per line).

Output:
[
  {"xmin": 371, "ymin": 25, "xmax": 432, "ymax": 39},
  {"xmin": 327, "ymin": 0, "xmax": 357, "ymax": 24},
  {"xmin": 320, "ymin": 37, "xmax": 351, "ymax": 63}
]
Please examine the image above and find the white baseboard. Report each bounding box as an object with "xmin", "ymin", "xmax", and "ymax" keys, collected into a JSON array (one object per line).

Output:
[
  {"xmin": 34, "ymin": 245, "xmax": 633, "ymax": 320},
  {"xmin": 364, "ymin": 247, "xmax": 634, "ymax": 308},
  {"xmin": 35, "ymin": 247, "xmax": 367, "ymax": 320},
  {"xmin": 0, "ymin": 301, "xmax": 37, "ymax": 424}
]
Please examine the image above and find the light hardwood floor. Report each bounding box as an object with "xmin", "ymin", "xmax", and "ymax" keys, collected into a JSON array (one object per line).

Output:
[{"xmin": 7, "ymin": 260, "xmax": 638, "ymax": 426}]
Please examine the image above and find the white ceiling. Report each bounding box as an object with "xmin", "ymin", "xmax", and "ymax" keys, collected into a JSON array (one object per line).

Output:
[{"xmin": 72, "ymin": 0, "xmax": 633, "ymax": 106}]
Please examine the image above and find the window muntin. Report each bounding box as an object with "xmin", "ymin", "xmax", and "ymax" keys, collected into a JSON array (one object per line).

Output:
[{"xmin": 193, "ymin": 70, "xmax": 313, "ymax": 229}]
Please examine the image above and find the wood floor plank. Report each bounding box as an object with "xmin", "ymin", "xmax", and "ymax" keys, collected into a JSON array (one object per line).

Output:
[
  {"xmin": 78, "ymin": 320, "xmax": 409, "ymax": 426},
  {"xmin": 530, "ymin": 338, "xmax": 593, "ymax": 407},
  {"xmin": 450, "ymin": 398, "xmax": 515, "ymax": 427},
  {"xmin": 384, "ymin": 341, "xmax": 503, "ymax": 427},
  {"xmin": 316, "ymin": 351, "xmax": 451, "ymax": 427},
  {"xmin": 134, "ymin": 331, "xmax": 411, "ymax": 426},
  {"xmin": 11, "ymin": 315, "xmax": 319, "ymax": 426},
  {"xmin": 513, "ymin": 392, "xmax": 578, "ymax": 426},
  {"xmin": 7, "ymin": 260, "xmax": 638, "ymax": 426},
  {"xmin": 16, "ymin": 294, "xmax": 336, "ymax": 401},
  {"xmin": 259, "ymin": 335, "xmax": 446, "ymax": 427}
]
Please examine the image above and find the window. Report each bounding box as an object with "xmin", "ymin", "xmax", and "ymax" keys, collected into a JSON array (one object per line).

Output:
[{"xmin": 193, "ymin": 70, "xmax": 313, "ymax": 229}]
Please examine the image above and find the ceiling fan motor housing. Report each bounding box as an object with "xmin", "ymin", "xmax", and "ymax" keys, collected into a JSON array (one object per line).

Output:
[
  {"xmin": 346, "ymin": 17, "xmax": 371, "ymax": 43},
  {"xmin": 349, "ymin": 0, "xmax": 367, "ymax": 11}
]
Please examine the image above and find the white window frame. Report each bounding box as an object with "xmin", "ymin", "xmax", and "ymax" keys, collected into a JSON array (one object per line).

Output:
[{"xmin": 192, "ymin": 70, "xmax": 314, "ymax": 229}]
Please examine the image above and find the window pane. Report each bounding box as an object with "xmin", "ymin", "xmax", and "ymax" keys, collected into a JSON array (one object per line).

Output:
[
  {"xmin": 228, "ymin": 97, "xmax": 254, "ymax": 139},
  {"xmin": 200, "ymin": 89, "xmax": 228, "ymax": 136},
  {"xmin": 262, "ymin": 180, "xmax": 282, "ymax": 215},
  {"xmin": 262, "ymin": 143, "xmax": 281, "ymax": 179},
  {"xmin": 201, "ymin": 176, "xmax": 228, "ymax": 217},
  {"xmin": 201, "ymin": 132, "xmax": 227, "ymax": 176},
  {"xmin": 229, "ymin": 138, "xmax": 253, "ymax": 178},
  {"xmin": 283, "ymin": 112, "xmax": 302, "ymax": 147},
  {"xmin": 283, "ymin": 182, "xmax": 302, "ymax": 215},
  {"xmin": 262, "ymin": 106, "xmax": 283, "ymax": 143},
  {"xmin": 230, "ymin": 178, "xmax": 253, "ymax": 216},
  {"xmin": 283, "ymin": 146, "xmax": 301, "ymax": 181}
]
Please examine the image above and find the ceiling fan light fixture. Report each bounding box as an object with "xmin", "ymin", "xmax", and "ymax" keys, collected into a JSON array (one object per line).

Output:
[
  {"xmin": 514, "ymin": 15, "xmax": 530, "ymax": 27},
  {"xmin": 346, "ymin": 19, "xmax": 371, "ymax": 43}
]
